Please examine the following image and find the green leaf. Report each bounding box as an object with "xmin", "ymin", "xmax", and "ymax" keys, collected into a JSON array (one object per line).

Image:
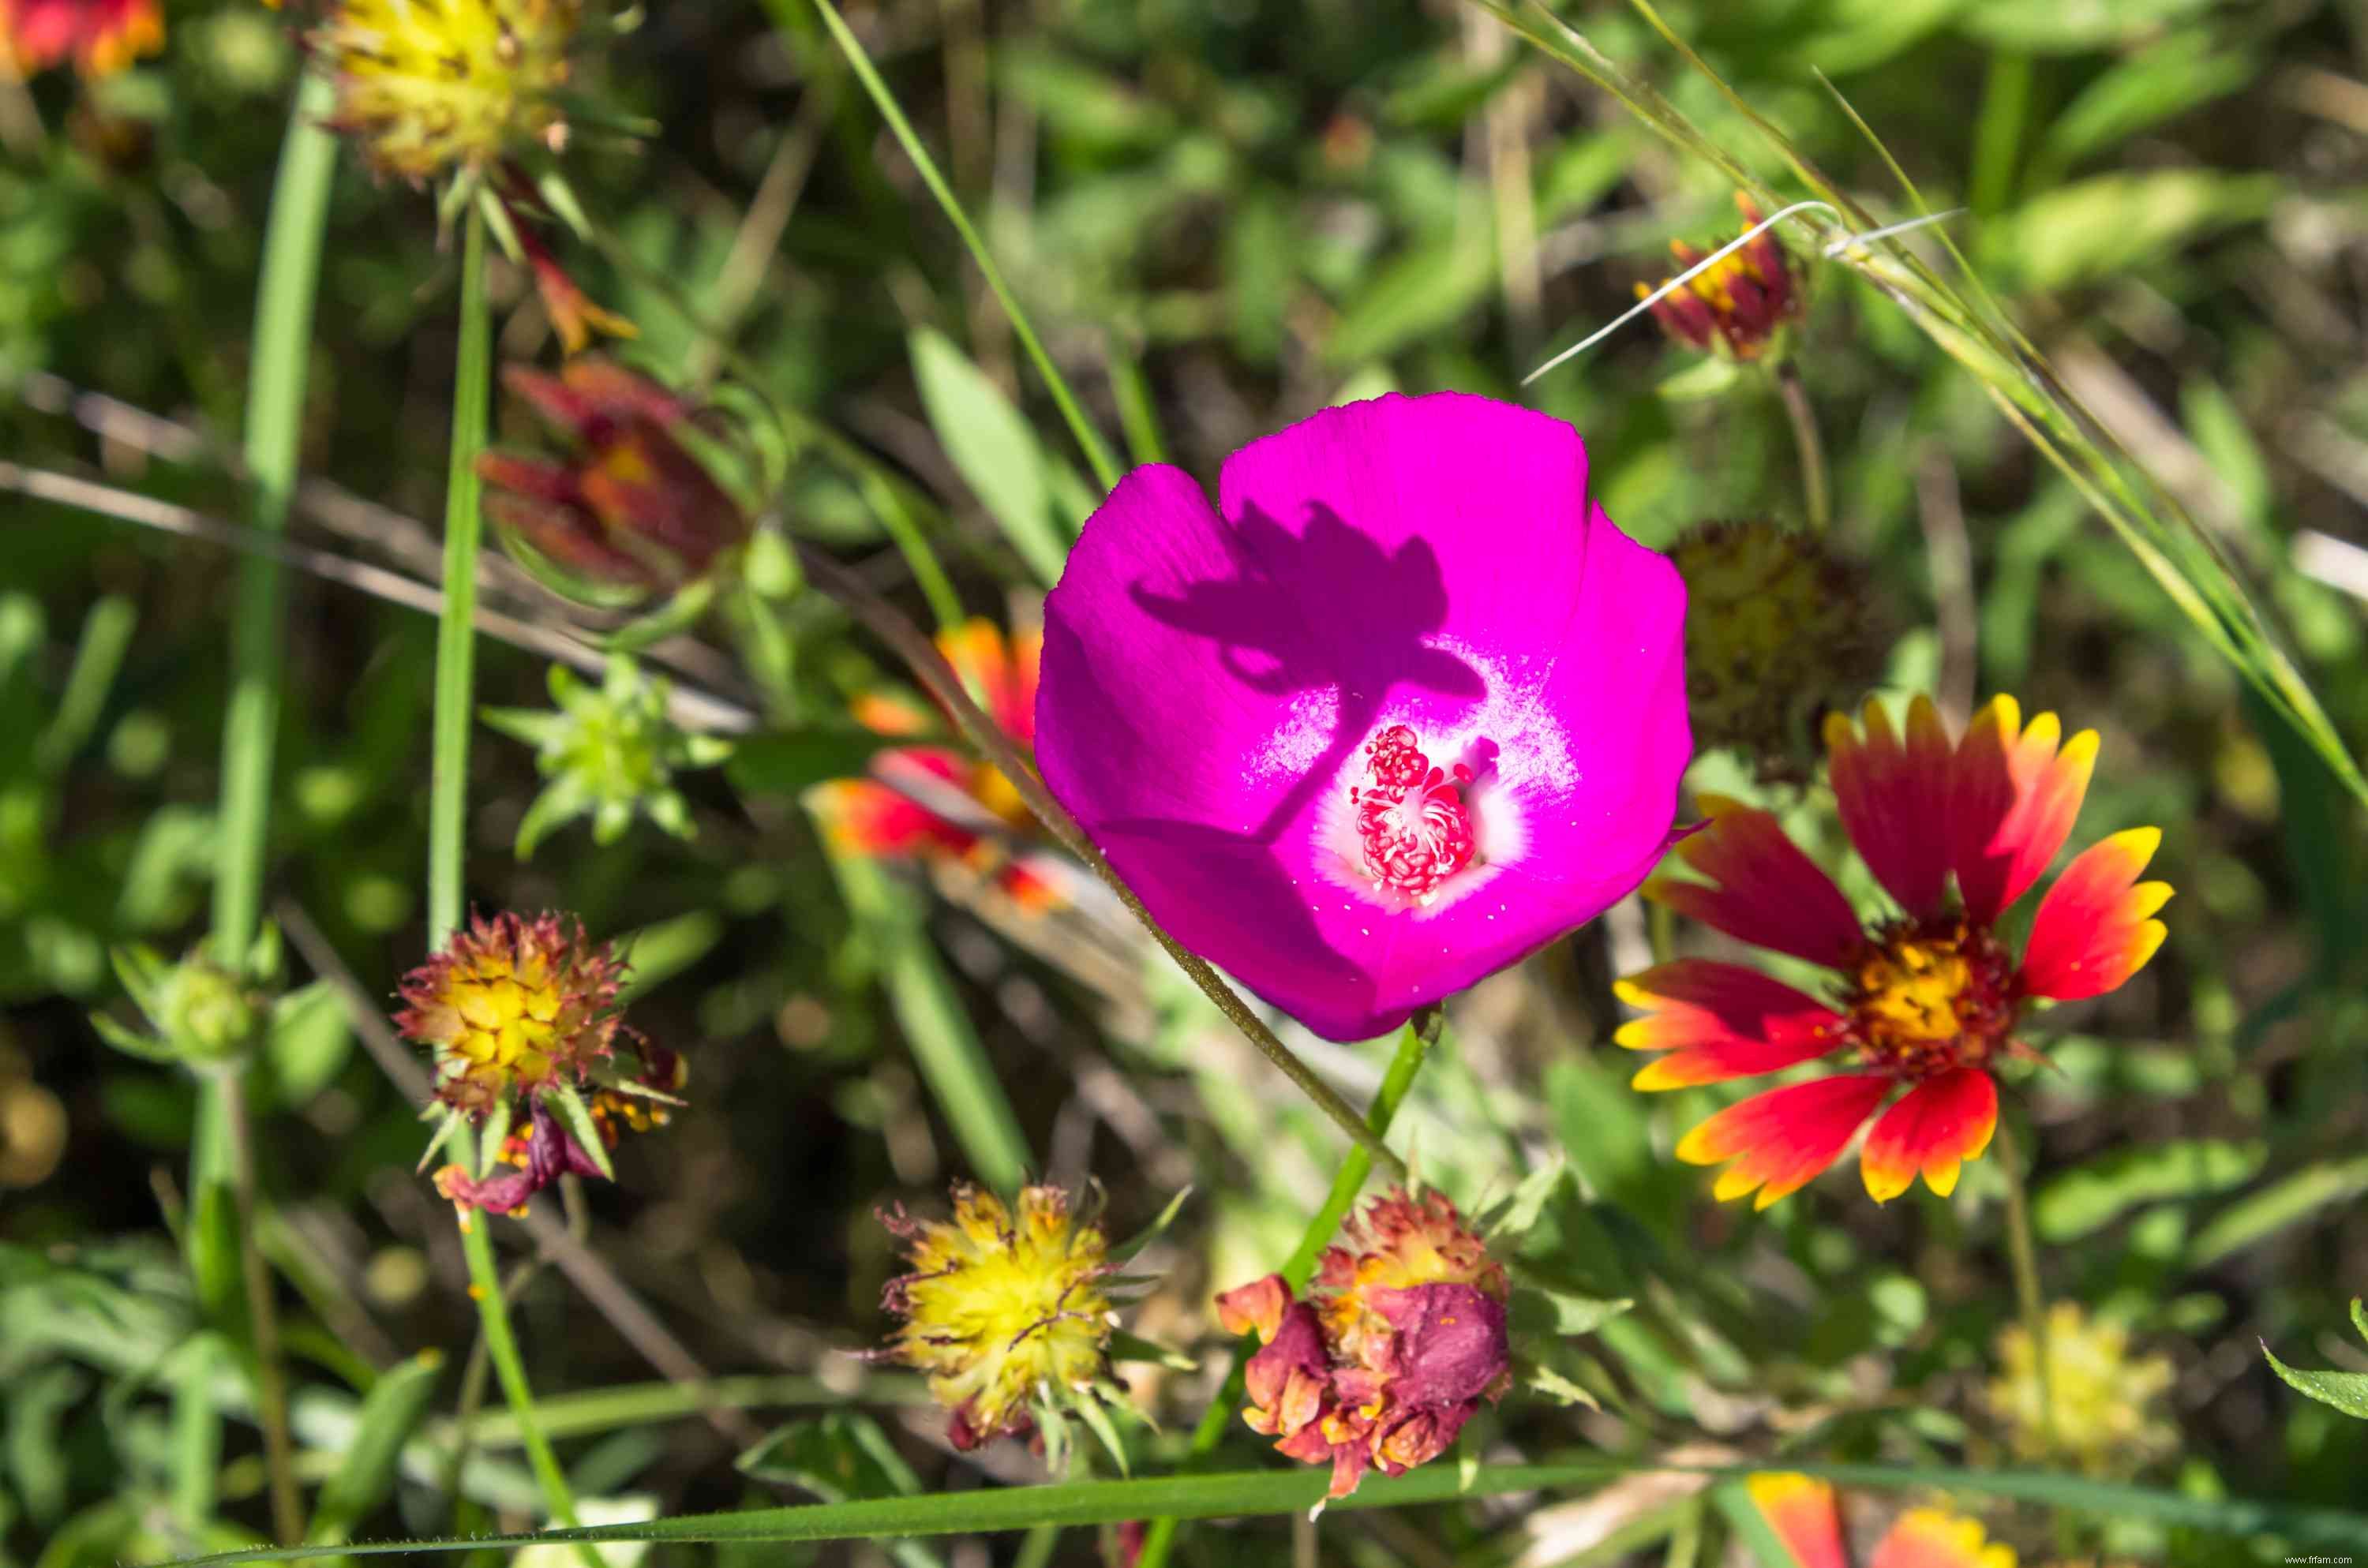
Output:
[
  {"xmin": 1326, "ymin": 234, "xmax": 1497, "ymax": 365},
  {"xmin": 1107, "ymin": 1186, "xmax": 1191, "ymax": 1264},
  {"xmin": 1989, "ymin": 170, "xmax": 2280, "ymax": 294},
  {"xmin": 909, "ymin": 326, "xmax": 1067, "ymax": 586},
  {"xmin": 2261, "ymin": 1342, "xmax": 2368, "ymax": 1422},
  {"xmin": 727, "ymin": 728, "xmax": 908, "ymax": 800},
  {"xmin": 1520, "ymin": 1362, "xmax": 1600, "ymax": 1410},
  {"xmin": 1484, "ymin": 1157, "xmax": 1568, "ymax": 1243},
  {"xmin": 544, "ymin": 1080, "xmax": 616, "ymax": 1183},
  {"xmin": 2187, "ymin": 1154, "xmax": 2368, "ymax": 1268},
  {"xmin": 2032, "ymin": 1138, "xmax": 2264, "ymax": 1242},
  {"xmin": 1512, "ymin": 1286, "xmax": 1633, "ymax": 1338},
  {"xmin": 2031, "ymin": 33, "xmax": 2255, "ymax": 177},
  {"xmin": 259, "ymin": 980, "xmax": 354, "ymax": 1110},
  {"xmin": 145, "ymin": 1459, "xmax": 2368, "ymax": 1560},
  {"xmin": 1107, "ymin": 1330, "xmax": 1195, "ymax": 1372},
  {"xmin": 1655, "ymin": 356, "xmax": 1741, "ymax": 402},
  {"xmin": 310, "ymin": 1350, "xmax": 446, "ymax": 1544}
]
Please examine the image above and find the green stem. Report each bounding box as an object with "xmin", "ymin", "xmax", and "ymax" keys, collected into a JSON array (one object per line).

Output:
[
  {"xmin": 1995, "ymin": 1117, "xmax": 2055, "ymax": 1450},
  {"xmin": 789, "ymin": 541, "xmax": 1403, "ymax": 1182},
  {"xmin": 200, "ymin": 71, "xmax": 338, "ymax": 1547},
  {"xmin": 1134, "ymin": 1009, "xmax": 1441, "ymax": 1568},
  {"xmin": 212, "ymin": 72, "xmax": 338, "ymax": 964},
  {"xmin": 1773, "ymin": 360, "xmax": 1829, "ymax": 533},
  {"xmin": 425, "ymin": 210, "xmax": 597, "ymax": 1566},
  {"xmin": 856, "ymin": 469, "xmax": 966, "ymax": 635},
  {"xmin": 427, "ymin": 208, "xmax": 493, "ymax": 945},
  {"xmin": 796, "ymin": 0, "xmax": 1123, "ymax": 494},
  {"xmin": 1969, "ymin": 50, "xmax": 2033, "ymax": 220}
]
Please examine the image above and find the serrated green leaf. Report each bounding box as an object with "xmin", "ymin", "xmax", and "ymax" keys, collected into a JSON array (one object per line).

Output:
[{"xmin": 2261, "ymin": 1342, "xmax": 2368, "ymax": 1421}]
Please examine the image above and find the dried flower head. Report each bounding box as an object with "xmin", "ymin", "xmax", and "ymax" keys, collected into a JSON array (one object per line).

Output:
[
  {"xmin": 1987, "ymin": 1302, "xmax": 2175, "ymax": 1476},
  {"xmin": 310, "ymin": 0, "xmax": 579, "ymax": 183},
  {"xmin": 396, "ymin": 911, "xmax": 681, "ymax": 1216},
  {"xmin": 1668, "ymin": 520, "xmax": 1883, "ymax": 780},
  {"xmin": 478, "ymin": 360, "xmax": 751, "ymax": 605},
  {"xmin": 1749, "ymin": 1473, "xmax": 2016, "ymax": 1568},
  {"xmin": 396, "ymin": 910, "xmax": 623, "ymax": 1116},
  {"xmin": 1641, "ymin": 193, "xmax": 1802, "ymax": 361},
  {"xmin": 1622, "ymin": 695, "xmax": 2171, "ymax": 1208},
  {"xmin": 879, "ymin": 1183, "xmax": 1122, "ymax": 1453},
  {"xmin": 1217, "ymin": 1187, "xmax": 1510, "ymax": 1502},
  {"xmin": 1, "ymin": 0, "xmax": 160, "ymax": 76}
]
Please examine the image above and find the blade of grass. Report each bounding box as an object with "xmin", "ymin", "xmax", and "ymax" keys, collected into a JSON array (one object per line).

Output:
[
  {"xmin": 1133, "ymin": 1009, "xmax": 1441, "ymax": 1568},
  {"xmin": 821, "ymin": 843, "xmax": 1032, "ymax": 1193},
  {"xmin": 787, "ymin": 0, "xmax": 1123, "ymax": 496},
  {"xmin": 148, "ymin": 1458, "xmax": 2368, "ymax": 1561},
  {"xmin": 203, "ymin": 72, "xmax": 339, "ymax": 1547}
]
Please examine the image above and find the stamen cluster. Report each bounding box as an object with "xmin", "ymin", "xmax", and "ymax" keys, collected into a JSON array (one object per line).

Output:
[
  {"xmin": 1350, "ymin": 725, "xmax": 1478, "ymax": 901},
  {"xmin": 1848, "ymin": 919, "xmax": 2018, "ymax": 1078}
]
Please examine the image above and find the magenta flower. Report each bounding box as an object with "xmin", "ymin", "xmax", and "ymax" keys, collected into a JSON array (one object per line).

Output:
[{"xmin": 1036, "ymin": 393, "xmax": 1690, "ymax": 1039}]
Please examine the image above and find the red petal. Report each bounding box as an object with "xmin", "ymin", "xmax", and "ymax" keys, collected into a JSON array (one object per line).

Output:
[
  {"xmin": 1950, "ymin": 695, "xmax": 2098, "ymax": 924},
  {"xmin": 1827, "ymin": 694, "xmax": 1952, "ymax": 922},
  {"xmin": 1644, "ymin": 795, "xmax": 1863, "ymax": 969},
  {"xmin": 1859, "ymin": 1067, "xmax": 1998, "ymax": 1202},
  {"xmin": 1613, "ymin": 960, "xmax": 1846, "ymax": 1090},
  {"xmin": 2020, "ymin": 828, "xmax": 2171, "ymax": 1001},
  {"xmin": 1674, "ymin": 1074, "xmax": 1890, "ymax": 1209},
  {"xmin": 1744, "ymin": 1473, "xmax": 1847, "ymax": 1568}
]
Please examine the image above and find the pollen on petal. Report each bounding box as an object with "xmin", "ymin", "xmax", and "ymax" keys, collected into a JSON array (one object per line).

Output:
[
  {"xmin": 2018, "ymin": 826, "xmax": 2171, "ymax": 1001},
  {"xmin": 1826, "ymin": 694, "xmax": 1953, "ymax": 922},
  {"xmin": 1613, "ymin": 959, "xmax": 1845, "ymax": 1091},
  {"xmin": 1673, "ymin": 1074, "xmax": 1892, "ymax": 1209},
  {"xmin": 1647, "ymin": 795, "xmax": 1864, "ymax": 970},
  {"xmin": 1950, "ymin": 695, "xmax": 2099, "ymax": 924},
  {"xmin": 1859, "ymin": 1067, "xmax": 1999, "ymax": 1203},
  {"xmin": 1744, "ymin": 1473, "xmax": 1849, "ymax": 1568}
]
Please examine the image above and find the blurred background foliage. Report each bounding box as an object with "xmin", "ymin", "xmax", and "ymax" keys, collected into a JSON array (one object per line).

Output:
[{"xmin": 2, "ymin": 0, "xmax": 2366, "ymax": 1562}]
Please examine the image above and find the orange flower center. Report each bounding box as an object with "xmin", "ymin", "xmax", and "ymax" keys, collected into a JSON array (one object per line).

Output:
[{"xmin": 1847, "ymin": 920, "xmax": 2016, "ymax": 1078}]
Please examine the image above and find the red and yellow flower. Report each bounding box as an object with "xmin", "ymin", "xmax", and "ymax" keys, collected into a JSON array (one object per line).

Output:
[
  {"xmin": 1622, "ymin": 694, "xmax": 2171, "ymax": 1207},
  {"xmin": 1216, "ymin": 1188, "xmax": 1512, "ymax": 1503},
  {"xmin": 0, "ymin": 0, "xmax": 159, "ymax": 77},
  {"xmin": 1749, "ymin": 1473, "xmax": 2015, "ymax": 1568},
  {"xmin": 1640, "ymin": 193, "xmax": 1801, "ymax": 361},
  {"xmin": 395, "ymin": 910, "xmax": 684, "ymax": 1215},
  {"xmin": 810, "ymin": 619, "xmax": 1062, "ymax": 913}
]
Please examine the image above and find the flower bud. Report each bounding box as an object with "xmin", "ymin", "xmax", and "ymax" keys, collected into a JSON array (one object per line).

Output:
[
  {"xmin": 478, "ymin": 361, "xmax": 751, "ymax": 605},
  {"xmin": 1641, "ymin": 193, "xmax": 1801, "ymax": 362}
]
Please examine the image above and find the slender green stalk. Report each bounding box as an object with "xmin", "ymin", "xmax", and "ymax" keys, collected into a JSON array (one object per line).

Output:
[
  {"xmin": 1773, "ymin": 361, "xmax": 1829, "ymax": 533},
  {"xmin": 789, "ymin": 541, "xmax": 1403, "ymax": 1181},
  {"xmin": 1995, "ymin": 1118, "xmax": 2055, "ymax": 1448},
  {"xmin": 825, "ymin": 845, "xmax": 1032, "ymax": 1192},
  {"xmin": 427, "ymin": 209, "xmax": 493, "ymax": 945},
  {"xmin": 1107, "ymin": 339, "xmax": 1167, "ymax": 467},
  {"xmin": 201, "ymin": 71, "xmax": 339, "ymax": 1547},
  {"xmin": 1969, "ymin": 49, "xmax": 2032, "ymax": 220},
  {"xmin": 1133, "ymin": 1009, "xmax": 1441, "ymax": 1568},
  {"xmin": 793, "ymin": 0, "xmax": 1123, "ymax": 493},
  {"xmin": 213, "ymin": 72, "xmax": 338, "ymax": 964},
  {"xmin": 856, "ymin": 469, "xmax": 966, "ymax": 635},
  {"xmin": 424, "ymin": 209, "xmax": 596, "ymax": 1565},
  {"xmin": 223, "ymin": 1072, "xmax": 303, "ymax": 1544}
]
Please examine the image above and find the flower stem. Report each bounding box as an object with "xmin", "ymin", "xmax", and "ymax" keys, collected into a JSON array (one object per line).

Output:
[
  {"xmin": 1994, "ymin": 1117, "xmax": 2055, "ymax": 1448},
  {"xmin": 204, "ymin": 73, "xmax": 339, "ymax": 1547},
  {"xmin": 427, "ymin": 205, "xmax": 493, "ymax": 947},
  {"xmin": 796, "ymin": 0, "xmax": 1123, "ymax": 494},
  {"xmin": 222, "ymin": 1069, "xmax": 303, "ymax": 1544},
  {"xmin": 1133, "ymin": 1008, "xmax": 1441, "ymax": 1568},
  {"xmin": 1773, "ymin": 360, "xmax": 1830, "ymax": 533},
  {"xmin": 789, "ymin": 540, "xmax": 1404, "ymax": 1183},
  {"xmin": 425, "ymin": 207, "xmax": 595, "ymax": 1563}
]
